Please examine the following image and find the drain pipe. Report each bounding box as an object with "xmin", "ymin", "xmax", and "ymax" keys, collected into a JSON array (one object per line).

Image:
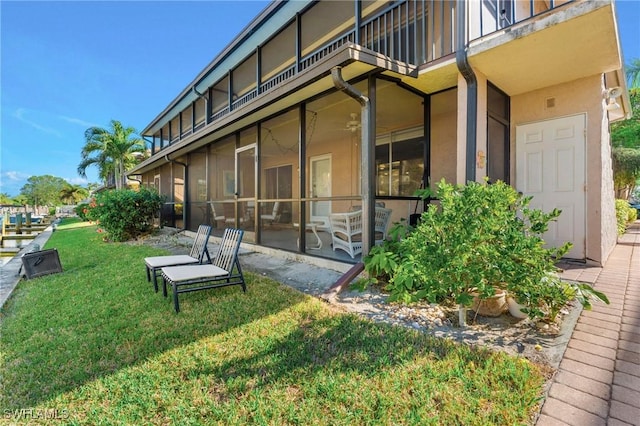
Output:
[
  {"xmin": 331, "ymin": 66, "xmax": 374, "ymax": 258},
  {"xmin": 165, "ymin": 154, "xmax": 188, "ymax": 231},
  {"xmin": 455, "ymin": 0, "xmax": 477, "ymax": 183}
]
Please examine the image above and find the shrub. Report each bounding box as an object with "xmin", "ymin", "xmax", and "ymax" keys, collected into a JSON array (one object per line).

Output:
[
  {"xmin": 363, "ymin": 179, "xmax": 598, "ymax": 322},
  {"xmin": 89, "ymin": 188, "xmax": 164, "ymax": 242},
  {"xmin": 615, "ymin": 199, "xmax": 637, "ymax": 235},
  {"xmin": 75, "ymin": 203, "xmax": 90, "ymax": 220}
]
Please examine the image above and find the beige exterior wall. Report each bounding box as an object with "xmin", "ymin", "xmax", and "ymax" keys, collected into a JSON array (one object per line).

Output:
[
  {"xmin": 455, "ymin": 71, "xmax": 489, "ymax": 184},
  {"xmin": 475, "ymin": 71, "xmax": 488, "ymax": 183},
  {"xmin": 511, "ymin": 74, "xmax": 616, "ymax": 265},
  {"xmin": 599, "ymin": 78, "xmax": 618, "ymax": 264},
  {"xmin": 431, "ymin": 92, "xmax": 458, "ymax": 186},
  {"xmin": 456, "ymin": 73, "xmax": 468, "ymax": 184}
]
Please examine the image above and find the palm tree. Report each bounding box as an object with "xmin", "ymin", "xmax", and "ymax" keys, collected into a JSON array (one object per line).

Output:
[
  {"xmin": 77, "ymin": 120, "xmax": 148, "ymax": 190},
  {"xmin": 59, "ymin": 183, "xmax": 89, "ymax": 205},
  {"xmin": 627, "ymin": 58, "xmax": 640, "ymax": 89}
]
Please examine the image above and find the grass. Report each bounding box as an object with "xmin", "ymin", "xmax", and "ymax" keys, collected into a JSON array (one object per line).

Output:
[{"xmin": 1, "ymin": 218, "xmax": 547, "ymax": 425}]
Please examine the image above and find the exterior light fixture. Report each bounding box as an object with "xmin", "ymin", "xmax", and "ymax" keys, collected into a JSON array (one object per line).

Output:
[{"xmin": 604, "ymin": 86, "xmax": 622, "ymax": 111}]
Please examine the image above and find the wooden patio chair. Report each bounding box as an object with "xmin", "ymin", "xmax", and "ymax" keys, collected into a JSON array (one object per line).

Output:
[
  {"xmin": 161, "ymin": 228, "xmax": 245, "ymax": 313},
  {"xmin": 144, "ymin": 224, "xmax": 212, "ymax": 292}
]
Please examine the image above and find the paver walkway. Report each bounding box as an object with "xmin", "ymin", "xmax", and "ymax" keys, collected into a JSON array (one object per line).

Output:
[{"xmin": 537, "ymin": 222, "xmax": 640, "ymax": 426}]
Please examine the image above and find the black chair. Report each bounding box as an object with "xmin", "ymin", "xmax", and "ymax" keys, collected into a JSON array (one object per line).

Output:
[
  {"xmin": 144, "ymin": 224, "xmax": 212, "ymax": 292},
  {"xmin": 161, "ymin": 228, "xmax": 245, "ymax": 313}
]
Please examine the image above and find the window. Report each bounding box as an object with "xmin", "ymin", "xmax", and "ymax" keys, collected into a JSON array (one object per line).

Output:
[
  {"xmin": 211, "ymin": 76, "xmax": 230, "ymax": 118},
  {"xmin": 194, "ymin": 98, "xmax": 206, "ymax": 129},
  {"xmin": 487, "ymin": 83, "xmax": 510, "ymax": 183},
  {"xmin": 376, "ymin": 133, "xmax": 425, "ymax": 197},
  {"xmin": 152, "ymin": 132, "xmax": 161, "ymax": 153},
  {"xmin": 181, "ymin": 105, "xmax": 193, "ymax": 136}
]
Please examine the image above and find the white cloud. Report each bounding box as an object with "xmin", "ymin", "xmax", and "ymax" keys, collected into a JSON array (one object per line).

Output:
[
  {"xmin": 59, "ymin": 115, "xmax": 100, "ymax": 128},
  {"xmin": 65, "ymin": 177, "xmax": 89, "ymax": 185},
  {"xmin": 3, "ymin": 171, "xmax": 31, "ymax": 181},
  {"xmin": 13, "ymin": 108, "xmax": 63, "ymax": 137}
]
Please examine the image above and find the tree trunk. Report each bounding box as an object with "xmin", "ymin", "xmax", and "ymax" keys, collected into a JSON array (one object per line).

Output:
[{"xmin": 115, "ymin": 161, "xmax": 123, "ymax": 190}]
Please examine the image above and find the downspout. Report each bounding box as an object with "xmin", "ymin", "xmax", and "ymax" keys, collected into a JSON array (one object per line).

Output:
[
  {"xmin": 331, "ymin": 66, "xmax": 374, "ymax": 258},
  {"xmin": 165, "ymin": 154, "xmax": 188, "ymax": 231},
  {"xmin": 455, "ymin": 0, "xmax": 477, "ymax": 183}
]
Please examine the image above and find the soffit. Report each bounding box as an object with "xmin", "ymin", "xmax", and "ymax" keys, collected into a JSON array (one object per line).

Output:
[
  {"xmin": 466, "ymin": 2, "xmax": 622, "ymax": 96},
  {"xmin": 384, "ymin": 58, "xmax": 459, "ymax": 94}
]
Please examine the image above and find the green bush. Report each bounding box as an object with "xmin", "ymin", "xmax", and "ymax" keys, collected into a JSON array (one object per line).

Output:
[
  {"xmin": 88, "ymin": 188, "xmax": 164, "ymax": 242},
  {"xmin": 615, "ymin": 199, "xmax": 637, "ymax": 235},
  {"xmin": 364, "ymin": 179, "xmax": 588, "ymax": 322},
  {"xmin": 75, "ymin": 203, "xmax": 90, "ymax": 220}
]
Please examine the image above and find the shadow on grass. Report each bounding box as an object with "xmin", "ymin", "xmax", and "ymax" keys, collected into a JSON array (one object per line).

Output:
[
  {"xmin": 1, "ymin": 222, "xmax": 544, "ymax": 424},
  {"xmin": 175, "ymin": 314, "xmax": 542, "ymax": 424},
  {"xmin": 0, "ymin": 224, "xmax": 308, "ymax": 409}
]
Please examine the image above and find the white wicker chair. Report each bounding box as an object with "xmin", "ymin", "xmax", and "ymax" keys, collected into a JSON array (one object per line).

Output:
[
  {"xmin": 374, "ymin": 207, "xmax": 392, "ymax": 243},
  {"xmin": 329, "ymin": 211, "xmax": 363, "ymax": 259},
  {"xmin": 329, "ymin": 207, "xmax": 392, "ymax": 259},
  {"xmin": 260, "ymin": 201, "xmax": 281, "ymax": 225},
  {"xmin": 210, "ymin": 202, "xmax": 225, "ymax": 226}
]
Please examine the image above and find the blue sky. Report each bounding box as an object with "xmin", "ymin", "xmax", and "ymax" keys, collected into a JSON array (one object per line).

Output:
[{"xmin": 1, "ymin": 0, "xmax": 639, "ymax": 197}]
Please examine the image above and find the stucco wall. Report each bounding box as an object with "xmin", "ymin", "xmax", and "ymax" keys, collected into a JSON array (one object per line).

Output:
[
  {"xmin": 431, "ymin": 105, "xmax": 458, "ymax": 185},
  {"xmin": 599, "ymin": 80, "xmax": 618, "ymax": 264},
  {"xmin": 511, "ymin": 74, "xmax": 616, "ymax": 265}
]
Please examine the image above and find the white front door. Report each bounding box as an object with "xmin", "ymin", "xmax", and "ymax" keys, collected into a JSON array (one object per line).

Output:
[
  {"xmin": 310, "ymin": 154, "xmax": 331, "ymax": 228},
  {"xmin": 515, "ymin": 114, "xmax": 586, "ymax": 259}
]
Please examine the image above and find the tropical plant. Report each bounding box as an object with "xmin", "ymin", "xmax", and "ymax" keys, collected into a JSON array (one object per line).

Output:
[
  {"xmin": 75, "ymin": 203, "xmax": 90, "ymax": 220},
  {"xmin": 0, "ymin": 193, "xmax": 16, "ymax": 205},
  {"xmin": 362, "ymin": 179, "xmax": 604, "ymax": 324},
  {"xmin": 13, "ymin": 194, "xmax": 28, "ymax": 207},
  {"xmin": 77, "ymin": 120, "xmax": 148, "ymax": 190},
  {"xmin": 86, "ymin": 187, "xmax": 164, "ymax": 242},
  {"xmin": 611, "ymin": 88, "xmax": 640, "ymax": 198},
  {"xmin": 615, "ymin": 199, "xmax": 638, "ymax": 235},
  {"xmin": 59, "ymin": 183, "xmax": 89, "ymax": 205},
  {"xmin": 626, "ymin": 58, "xmax": 640, "ymax": 89}
]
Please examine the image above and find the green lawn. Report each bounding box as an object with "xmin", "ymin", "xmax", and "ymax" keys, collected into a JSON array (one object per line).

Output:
[{"xmin": 0, "ymin": 219, "xmax": 547, "ymax": 425}]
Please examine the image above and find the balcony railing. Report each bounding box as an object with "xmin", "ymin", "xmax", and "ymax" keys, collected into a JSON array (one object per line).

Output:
[
  {"xmin": 473, "ymin": 0, "xmax": 574, "ymax": 41},
  {"xmin": 163, "ymin": 0, "xmax": 571, "ymax": 150}
]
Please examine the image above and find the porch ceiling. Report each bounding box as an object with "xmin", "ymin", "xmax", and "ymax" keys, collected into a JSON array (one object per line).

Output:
[
  {"xmin": 467, "ymin": 2, "xmax": 622, "ymax": 96},
  {"xmin": 387, "ymin": 58, "xmax": 459, "ymax": 95}
]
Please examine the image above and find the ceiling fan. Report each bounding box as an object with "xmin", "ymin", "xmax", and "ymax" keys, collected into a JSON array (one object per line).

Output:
[{"xmin": 344, "ymin": 112, "xmax": 361, "ymax": 132}]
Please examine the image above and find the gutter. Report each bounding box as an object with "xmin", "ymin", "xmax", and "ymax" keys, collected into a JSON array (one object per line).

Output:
[
  {"xmin": 331, "ymin": 66, "xmax": 374, "ymax": 258},
  {"xmin": 455, "ymin": 0, "xmax": 477, "ymax": 183},
  {"xmin": 165, "ymin": 154, "xmax": 188, "ymax": 230}
]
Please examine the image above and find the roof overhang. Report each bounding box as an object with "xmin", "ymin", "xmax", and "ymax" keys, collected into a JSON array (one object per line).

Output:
[
  {"xmin": 466, "ymin": 0, "xmax": 628, "ymax": 97},
  {"xmin": 141, "ymin": 0, "xmax": 313, "ymax": 137},
  {"xmin": 130, "ymin": 44, "xmax": 417, "ymax": 175}
]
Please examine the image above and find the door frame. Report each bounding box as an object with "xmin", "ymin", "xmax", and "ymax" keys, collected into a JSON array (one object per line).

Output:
[
  {"xmin": 309, "ymin": 153, "xmax": 332, "ymax": 228},
  {"xmin": 234, "ymin": 143, "xmax": 257, "ymax": 240},
  {"xmin": 515, "ymin": 113, "xmax": 586, "ymax": 259}
]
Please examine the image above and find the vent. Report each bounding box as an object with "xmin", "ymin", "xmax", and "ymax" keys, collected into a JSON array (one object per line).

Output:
[{"xmin": 545, "ymin": 97, "xmax": 556, "ymax": 109}]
